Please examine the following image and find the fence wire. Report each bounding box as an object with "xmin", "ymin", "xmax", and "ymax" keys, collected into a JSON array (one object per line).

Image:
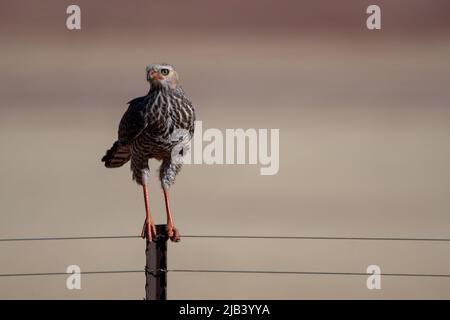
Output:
[
  {"xmin": 1, "ymin": 269, "xmax": 450, "ymax": 278},
  {"xmin": 1, "ymin": 233, "xmax": 449, "ymax": 280},
  {"xmin": 1, "ymin": 234, "xmax": 450, "ymax": 242}
]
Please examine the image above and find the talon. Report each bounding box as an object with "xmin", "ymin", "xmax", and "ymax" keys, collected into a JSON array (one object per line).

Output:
[
  {"xmin": 141, "ymin": 220, "xmax": 156, "ymax": 242},
  {"xmin": 151, "ymin": 223, "xmax": 157, "ymax": 238},
  {"xmin": 168, "ymin": 226, "xmax": 181, "ymax": 242},
  {"xmin": 141, "ymin": 221, "xmax": 147, "ymax": 239}
]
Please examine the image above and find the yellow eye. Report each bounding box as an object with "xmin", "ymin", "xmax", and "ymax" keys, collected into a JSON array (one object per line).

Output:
[{"xmin": 160, "ymin": 68, "xmax": 170, "ymax": 76}]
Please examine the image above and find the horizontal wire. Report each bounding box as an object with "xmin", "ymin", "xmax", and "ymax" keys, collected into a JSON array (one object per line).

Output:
[
  {"xmin": 0, "ymin": 235, "xmax": 139, "ymax": 242},
  {"xmin": 1, "ymin": 235, "xmax": 450, "ymax": 242},
  {"xmin": 184, "ymin": 235, "xmax": 450, "ymax": 242},
  {"xmin": 169, "ymin": 269, "xmax": 450, "ymax": 278},
  {"xmin": 1, "ymin": 269, "xmax": 450, "ymax": 278},
  {"xmin": 0, "ymin": 270, "xmax": 143, "ymax": 277}
]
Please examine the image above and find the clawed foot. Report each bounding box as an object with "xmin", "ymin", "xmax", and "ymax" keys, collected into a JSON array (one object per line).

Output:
[
  {"xmin": 140, "ymin": 220, "xmax": 180, "ymax": 242},
  {"xmin": 140, "ymin": 219, "xmax": 157, "ymax": 241},
  {"xmin": 167, "ymin": 225, "xmax": 181, "ymax": 242}
]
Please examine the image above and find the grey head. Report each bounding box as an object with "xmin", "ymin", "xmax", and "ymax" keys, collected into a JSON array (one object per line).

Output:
[{"xmin": 146, "ymin": 63, "xmax": 180, "ymax": 91}]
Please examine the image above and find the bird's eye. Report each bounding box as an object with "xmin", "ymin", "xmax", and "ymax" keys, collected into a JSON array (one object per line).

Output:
[{"xmin": 160, "ymin": 68, "xmax": 170, "ymax": 76}]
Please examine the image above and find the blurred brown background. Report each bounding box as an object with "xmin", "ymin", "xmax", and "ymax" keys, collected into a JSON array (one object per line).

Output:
[{"xmin": 1, "ymin": 0, "xmax": 450, "ymax": 299}]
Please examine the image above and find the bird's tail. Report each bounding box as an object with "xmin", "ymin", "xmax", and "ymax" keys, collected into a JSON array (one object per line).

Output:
[{"xmin": 101, "ymin": 141, "xmax": 131, "ymax": 168}]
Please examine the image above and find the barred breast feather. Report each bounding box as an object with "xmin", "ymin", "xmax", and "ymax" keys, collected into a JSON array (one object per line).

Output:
[{"xmin": 102, "ymin": 86, "xmax": 196, "ymax": 187}]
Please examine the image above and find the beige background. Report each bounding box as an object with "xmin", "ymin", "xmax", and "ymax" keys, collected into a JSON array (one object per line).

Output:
[{"xmin": 1, "ymin": 0, "xmax": 450, "ymax": 299}]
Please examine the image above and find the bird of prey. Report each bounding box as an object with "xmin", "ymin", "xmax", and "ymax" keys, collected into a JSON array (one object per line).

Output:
[{"xmin": 102, "ymin": 63, "xmax": 196, "ymax": 242}]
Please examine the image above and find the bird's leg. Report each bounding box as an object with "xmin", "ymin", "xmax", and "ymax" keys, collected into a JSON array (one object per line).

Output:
[
  {"xmin": 140, "ymin": 183, "xmax": 157, "ymax": 241},
  {"xmin": 163, "ymin": 189, "xmax": 180, "ymax": 242}
]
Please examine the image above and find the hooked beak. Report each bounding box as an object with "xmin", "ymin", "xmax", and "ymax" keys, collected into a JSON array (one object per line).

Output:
[{"xmin": 148, "ymin": 69, "xmax": 163, "ymax": 81}]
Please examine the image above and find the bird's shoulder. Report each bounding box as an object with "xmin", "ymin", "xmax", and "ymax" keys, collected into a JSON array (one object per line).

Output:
[
  {"xmin": 127, "ymin": 95, "xmax": 149, "ymax": 106},
  {"xmin": 118, "ymin": 95, "xmax": 150, "ymax": 143}
]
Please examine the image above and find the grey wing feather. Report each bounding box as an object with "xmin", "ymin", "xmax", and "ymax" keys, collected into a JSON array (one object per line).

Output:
[{"xmin": 118, "ymin": 96, "xmax": 150, "ymax": 144}]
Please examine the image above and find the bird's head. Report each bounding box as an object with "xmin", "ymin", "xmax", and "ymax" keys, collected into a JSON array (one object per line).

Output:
[{"xmin": 146, "ymin": 63, "xmax": 179, "ymax": 90}]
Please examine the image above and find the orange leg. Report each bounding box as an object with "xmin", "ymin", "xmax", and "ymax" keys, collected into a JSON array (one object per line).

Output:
[
  {"xmin": 140, "ymin": 184, "xmax": 157, "ymax": 241},
  {"xmin": 163, "ymin": 189, "xmax": 180, "ymax": 242}
]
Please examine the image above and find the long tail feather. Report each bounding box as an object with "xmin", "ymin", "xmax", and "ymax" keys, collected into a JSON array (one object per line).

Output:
[{"xmin": 101, "ymin": 141, "xmax": 131, "ymax": 168}]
